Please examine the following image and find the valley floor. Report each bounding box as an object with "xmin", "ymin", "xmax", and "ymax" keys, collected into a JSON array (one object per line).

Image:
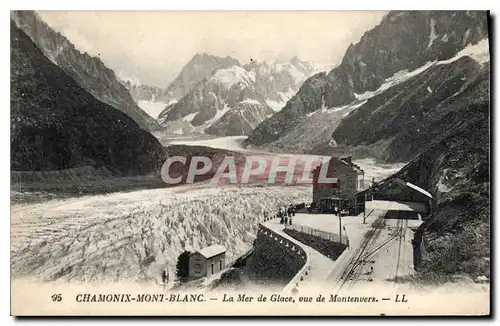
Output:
[
  {"xmin": 10, "ymin": 135, "xmax": 405, "ymax": 285},
  {"xmin": 165, "ymin": 135, "xmax": 248, "ymax": 152},
  {"xmin": 164, "ymin": 135, "xmax": 406, "ymax": 182}
]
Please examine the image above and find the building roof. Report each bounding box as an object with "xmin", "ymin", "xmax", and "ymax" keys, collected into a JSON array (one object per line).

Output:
[
  {"xmin": 339, "ymin": 157, "xmax": 364, "ymax": 173},
  {"xmin": 197, "ymin": 244, "xmax": 227, "ymax": 259},
  {"xmin": 405, "ymin": 181, "xmax": 433, "ymax": 199},
  {"xmin": 369, "ymin": 200, "xmax": 421, "ymax": 211},
  {"xmin": 313, "ymin": 157, "xmax": 364, "ymax": 174},
  {"xmin": 357, "ymin": 177, "xmax": 433, "ymax": 200}
]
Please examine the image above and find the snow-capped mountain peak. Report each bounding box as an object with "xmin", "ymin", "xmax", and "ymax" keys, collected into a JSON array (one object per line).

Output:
[
  {"xmin": 156, "ymin": 55, "xmax": 319, "ymax": 137},
  {"xmin": 210, "ymin": 65, "xmax": 256, "ymax": 89}
]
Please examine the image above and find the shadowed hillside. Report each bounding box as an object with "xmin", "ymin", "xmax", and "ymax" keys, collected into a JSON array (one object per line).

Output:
[{"xmin": 11, "ymin": 20, "xmax": 166, "ymax": 175}]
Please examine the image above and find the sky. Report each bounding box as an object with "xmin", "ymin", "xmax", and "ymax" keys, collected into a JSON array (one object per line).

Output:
[{"xmin": 38, "ymin": 11, "xmax": 387, "ymax": 88}]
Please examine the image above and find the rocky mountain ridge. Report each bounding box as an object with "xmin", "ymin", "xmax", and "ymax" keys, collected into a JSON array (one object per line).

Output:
[
  {"xmin": 11, "ymin": 10, "xmax": 161, "ymax": 132},
  {"xmin": 10, "ymin": 20, "xmax": 166, "ymax": 176},
  {"xmin": 245, "ymin": 11, "xmax": 489, "ymax": 149}
]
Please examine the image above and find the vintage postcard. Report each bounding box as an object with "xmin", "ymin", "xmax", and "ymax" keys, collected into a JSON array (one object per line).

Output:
[{"xmin": 10, "ymin": 10, "xmax": 490, "ymax": 316}]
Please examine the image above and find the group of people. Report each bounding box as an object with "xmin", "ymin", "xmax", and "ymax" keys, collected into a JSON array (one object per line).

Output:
[{"xmin": 278, "ymin": 204, "xmax": 296, "ymax": 225}]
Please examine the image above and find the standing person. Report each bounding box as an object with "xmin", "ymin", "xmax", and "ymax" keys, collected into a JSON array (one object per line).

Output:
[{"xmin": 162, "ymin": 269, "xmax": 168, "ymax": 288}]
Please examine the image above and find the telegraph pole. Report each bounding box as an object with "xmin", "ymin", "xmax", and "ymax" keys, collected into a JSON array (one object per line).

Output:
[
  {"xmin": 339, "ymin": 210, "xmax": 342, "ymax": 244},
  {"xmin": 363, "ymin": 191, "xmax": 367, "ymax": 224}
]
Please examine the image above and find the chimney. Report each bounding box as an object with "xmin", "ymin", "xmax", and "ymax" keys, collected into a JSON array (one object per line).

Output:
[{"xmin": 346, "ymin": 156, "xmax": 352, "ymax": 164}]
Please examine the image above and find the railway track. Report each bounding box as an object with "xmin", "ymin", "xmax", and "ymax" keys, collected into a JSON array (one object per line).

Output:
[
  {"xmin": 335, "ymin": 212, "xmax": 386, "ymax": 292},
  {"xmin": 336, "ymin": 209, "xmax": 378, "ymax": 281},
  {"xmin": 394, "ymin": 219, "xmax": 408, "ymax": 284},
  {"xmin": 335, "ymin": 212, "xmax": 409, "ymax": 292}
]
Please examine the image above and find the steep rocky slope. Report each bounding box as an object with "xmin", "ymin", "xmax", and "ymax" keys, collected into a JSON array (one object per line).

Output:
[
  {"xmin": 330, "ymin": 46, "xmax": 489, "ymax": 162},
  {"xmin": 395, "ymin": 66, "xmax": 489, "ymax": 280},
  {"xmin": 11, "ymin": 10, "xmax": 161, "ymax": 132},
  {"xmin": 159, "ymin": 65, "xmax": 274, "ymax": 136},
  {"xmin": 244, "ymin": 72, "xmax": 331, "ymax": 146},
  {"xmin": 204, "ymin": 101, "xmax": 275, "ymax": 136},
  {"xmin": 343, "ymin": 59, "xmax": 489, "ymax": 281},
  {"xmin": 327, "ymin": 10, "xmax": 488, "ymax": 101},
  {"xmin": 245, "ymin": 11, "xmax": 489, "ymax": 148},
  {"xmin": 10, "ymin": 20, "xmax": 166, "ymax": 175},
  {"xmin": 263, "ymin": 99, "xmax": 367, "ymax": 154}
]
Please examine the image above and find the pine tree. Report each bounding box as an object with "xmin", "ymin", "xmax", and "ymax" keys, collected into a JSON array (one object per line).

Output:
[{"xmin": 175, "ymin": 250, "xmax": 191, "ymax": 282}]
